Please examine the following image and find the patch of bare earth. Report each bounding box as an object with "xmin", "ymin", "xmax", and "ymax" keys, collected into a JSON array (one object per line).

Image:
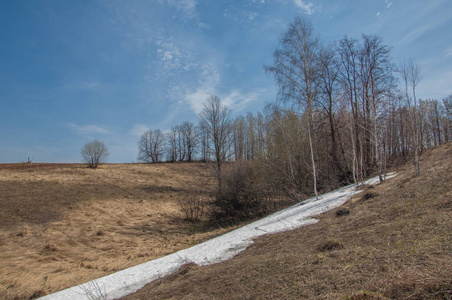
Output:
[
  {"xmin": 123, "ymin": 143, "xmax": 452, "ymax": 300},
  {"xmin": 0, "ymin": 162, "xmax": 238, "ymax": 300}
]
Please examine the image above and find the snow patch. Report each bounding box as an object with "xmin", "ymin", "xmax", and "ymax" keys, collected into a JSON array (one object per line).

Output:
[{"xmin": 39, "ymin": 173, "xmax": 395, "ymax": 300}]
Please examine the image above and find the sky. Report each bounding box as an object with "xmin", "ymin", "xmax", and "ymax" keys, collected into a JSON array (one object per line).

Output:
[{"xmin": 1, "ymin": 0, "xmax": 451, "ymax": 163}]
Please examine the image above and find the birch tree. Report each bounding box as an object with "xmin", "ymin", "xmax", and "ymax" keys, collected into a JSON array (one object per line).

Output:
[
  {"xmin": 400, "ymin": 58, "xmax": 422, "ymax": 176},
  {"xmin": 199, "ymin": 95, "xmax": 233, "ymax": 188},
  {"xmin": 265, "ymin": 16, "xmax": 320, "ymax": 199}
]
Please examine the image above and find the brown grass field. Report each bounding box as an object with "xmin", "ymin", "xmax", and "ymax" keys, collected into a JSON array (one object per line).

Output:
[
  {"xmin": 0, "ymin": 162, "xmax": 238, "ymax": 299},
  {"xmin": 123, "ymin": 144, "xmax": 452, "ymax": 299}
]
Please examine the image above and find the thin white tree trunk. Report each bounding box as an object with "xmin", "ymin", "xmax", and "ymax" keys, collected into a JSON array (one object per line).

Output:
[{"xmin": 308, "ymin": 118, "xmax": 319, "ymax": 200}]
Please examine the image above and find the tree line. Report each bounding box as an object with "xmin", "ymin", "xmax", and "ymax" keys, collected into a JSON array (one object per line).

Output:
[
  {"xmin": 82, "ymin": 16, "xmax": 451, "ymax": 221},
  {"xmin": 135, "ymin": 16, "xmax": 451, "ymax": 208}
]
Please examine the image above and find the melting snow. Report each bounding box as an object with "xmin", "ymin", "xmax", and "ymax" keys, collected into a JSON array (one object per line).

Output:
[{"xmin": 40, "ymin": 173, "xmax": 395, "ymax": 300}]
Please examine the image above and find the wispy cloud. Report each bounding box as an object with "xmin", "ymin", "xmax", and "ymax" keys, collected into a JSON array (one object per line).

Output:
[
  {"xmin": 182, "ymin": 64, "xmax": 266, "ymax": 114},
  {"xmin": 165, "ymin": 0, "xmax": 198, "ymax": 19},
  {"xmin": 154, "ymin": 39, "xmax": 198, "ymax": 76},
  {"xmin": 385, "ymin": 0, "xmax": 393, "ymax": 9},
  {"xmin": 66, "ymin": 123, "xmax": 112, "ymax": 135},
  {"xmin": 397, "ymin": 23, "xmax": 432, "ymax": 46},
  {"xmin": 292, "ymin": 0, "xmax": 316, "ymax": 15},
  {"xmin": 222, "ymin": 89, "xmax": 267, "ymax": 112},
  {"xmin": 129, "ymin": 124, "xmax": 149, "ymax": 137},
  {"xmin": 248, "ymin": 12, "xmax": 258, "ymax": 21},
  {"xmin": 184, "ymin": 64, "xmax": 219, "ymax": 113}
]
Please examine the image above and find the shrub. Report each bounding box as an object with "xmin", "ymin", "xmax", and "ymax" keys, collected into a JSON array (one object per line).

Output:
[
  {"xmin": 336, "ymin": 207, "xmax": 350, "ymax": 217},
  {"xmin": 211, "ymin": 160, "xmax": 275, "ymax": 224},
  {"xmin": 317, "ymin": 240, "xmax": 344, "ymax": 252},
  {"xmin": 177, "ymin": 192, "xmax": 205, "ymax": 222}
]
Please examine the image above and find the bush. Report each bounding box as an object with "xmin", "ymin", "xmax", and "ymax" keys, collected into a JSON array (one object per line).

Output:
[
  {"xmin": 211, "ymin": 160, "xmax": 275, "ymax": 224},
  {"xmin": 317, "ymin": 240, "xmax": 344, "ymax": 252},
  {"xmin": 177, "ymin": 192, "xmax": 205, "ymax": 222}
]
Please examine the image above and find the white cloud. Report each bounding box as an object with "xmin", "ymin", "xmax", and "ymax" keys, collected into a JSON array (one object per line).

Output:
[
  {"xmin": 153, "ymin": 39, "xmax": 198, "ymax": 79},
  {"xmin": 165, "ymin": 0, "xmax": 198, "ymax": 19},
  {"xmin": 129, "ymin": 124, "xmax": 149, "ymax": 137},
  {"xmin": 184, "ymin": 64, "xmax": 219, "ymax": 114},
  {"xmin": 222, "ymin": 89, "xmax": 267, "ymax": 112},
  {"xmin": 66, "ymin": 123, "xmax": 112, "ymax": 136},
  {"xmin": 182, "ymin": 63, "xmax": 266, "ymax": 114},
  {"xmin": 376, "ymin": 11, "xmax": 381, "ymax": 17},
  {"xmin": 292, "ymin": 0, "xmax": 315, "ymax": 15},
  {"xmin": 398, "ymin": 23, "xmax": 432, "ymax": 46},
  {"xmin": 248, "ymin": 12, "xmax": 258, "ymax": 21}
]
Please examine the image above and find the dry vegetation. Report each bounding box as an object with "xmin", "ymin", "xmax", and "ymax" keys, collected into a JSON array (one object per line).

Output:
[
  {"xmin": 123, "ymin": 143, "xmax": 452, "ymax": 300},
  {"xmin": 0, "ymin": 162, "xmax": 239, "ymax": 300}
]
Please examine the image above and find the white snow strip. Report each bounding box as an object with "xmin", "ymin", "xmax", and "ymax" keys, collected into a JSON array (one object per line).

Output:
[{"xmin": 39, "ymin": 173, "xmax": 395, "ymax": 300}]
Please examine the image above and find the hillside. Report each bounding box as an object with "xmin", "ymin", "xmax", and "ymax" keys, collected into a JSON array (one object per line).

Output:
[
  {"xmin": 0, "ymin": 162, "xmax": 235, "ymax": 300},
  {"xmin": 123, "ymin": 143, "xmax": 452, "ymax": 299}
]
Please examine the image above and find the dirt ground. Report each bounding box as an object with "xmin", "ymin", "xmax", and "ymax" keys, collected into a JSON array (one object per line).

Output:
[
  {"xmin": 123, "ymin": 144, "xmax": 452, "ymax": 299},
  {"xmin": 0, "ymin": 162, "xmax": 234, "ymax": 299}
]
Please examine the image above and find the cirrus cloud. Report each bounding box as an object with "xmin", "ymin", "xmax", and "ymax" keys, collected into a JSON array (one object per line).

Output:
[{"xmin": 66, "ymin": 123, "xmax": 112, "ymax": 136}]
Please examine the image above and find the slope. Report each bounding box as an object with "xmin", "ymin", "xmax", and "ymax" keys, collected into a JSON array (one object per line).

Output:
[{"xmin": 124, "ymin": 143, "xmax": 452, "ymax": 299}]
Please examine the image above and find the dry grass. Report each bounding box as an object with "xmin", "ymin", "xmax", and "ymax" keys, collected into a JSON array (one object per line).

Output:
[
  {"xmin": 123, "ymin": 143, "xmax": 452, "ymax": 300},
  {"xmin": 0, "ymin": 162, "xmax": 239, "ymax": 299}
]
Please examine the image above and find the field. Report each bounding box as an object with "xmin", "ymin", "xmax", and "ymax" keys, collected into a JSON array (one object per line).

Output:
[
  {"xmin": 123, "ymin": 144, "xmax": 452, "ymax": 299},
  {"xmin": 0, "ymin": 162, "xmax": 235, "ymax": 299},
  {"xmin": 2, "ymin": 144, "xmax": 452, "ymax": 300}
]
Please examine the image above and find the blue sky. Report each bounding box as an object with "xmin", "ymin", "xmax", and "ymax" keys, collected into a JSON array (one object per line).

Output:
[{"xmin": 1, "ymin": 0, "xmax": 451, "ymax": 163}]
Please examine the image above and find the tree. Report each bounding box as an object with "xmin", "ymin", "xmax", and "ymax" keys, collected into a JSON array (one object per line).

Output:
[
  {"xmin": 359, "ymin": 34, "xmax": 394, "ymax": 182},
  {"xmin": 336, "ymin": 36, "xmax": 363, "ymax": 184},
  {"xmin": 199, "ymin": 95, "xmax": 233, "ymax": 188},
  {"xmin": 138, "ymin": 129, "xmax": 165, "ymax": 163},
  {"xmin": 265, "ymin": 16, "xmax": 321, "ymax": 199},
  {"xmin": 166, "ymin": 126, "xmax": 179, "ymax": 162},
  {"xmin": 318, "ymin": 45, "xmax": 346, "ymax": 180},
  {"xmin": 443, "ymin": 94, "xmax": 452, "ymax": 142},
  {"xmin": 81, "ymin": 140, "xmax": 109, "ymax": 168},
  {"xmin": 400, "ymin": 58, "xmax": 422, "ymax": 176},
  {"xmin": 181, "ymin": 121, "xmax": 199, "ymax": 162}
]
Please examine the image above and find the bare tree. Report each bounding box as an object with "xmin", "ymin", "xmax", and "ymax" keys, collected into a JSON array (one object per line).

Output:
[
  {"xmin": 138, "ymin": 129, "xmax": 165, "ymax": 163},
  {"xmin": 359, "ymin": 34, "xmax": 394, "ymax": 182},
  {"xmin": 199, "ymin": 95, "xmax": 233, "ymax": 188},
  {"xmin": 336, "ymin": 36, "xmax": 363, "ymax": 184},
  {"xmin": 318, "ymin": 45, "xmax": 346, "ymax": 179},
  {"xmin": 166, "ymin": 126, "xmax": 179, "ymax": 162},
  {"xmin": 443, "ymin": 94, "xmax": 452, "ymax": 122},
  {"xmin": 400, "ymin": 58, "xmax": 422, "ymax": 176},
  {"xmin": 233, "ymin": 116, "xmax": 246, "ymax": 160},
  {"xmin": 81, "ymin": 140, "xmax": 109, "ymax": 168},
  {"xmin": 181, "ymin": 121, "xmax": 199, "ymax": 162},
  {"xmin": 265, "ymin": 16, "xmax": 320, "ymax": 199},
  {"xmin": 443, "ymin": 94, "xmax": 452, "ymax": 142}
]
